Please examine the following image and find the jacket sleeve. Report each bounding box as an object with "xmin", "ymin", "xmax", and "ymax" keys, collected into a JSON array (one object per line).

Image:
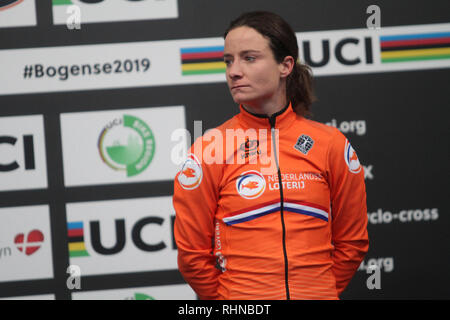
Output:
[
  {"xmin": 173, "ymin": 137, "xmax": 222, "ymax": 300},
  {"xmin": 327, "ymin": 130, "xmax": 369, "ymax": 296}
]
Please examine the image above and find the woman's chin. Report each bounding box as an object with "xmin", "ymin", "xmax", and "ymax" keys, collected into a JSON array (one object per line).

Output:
[{"xmin": 231, "ymin": 95, "xmax": 254, "ymax": 106}]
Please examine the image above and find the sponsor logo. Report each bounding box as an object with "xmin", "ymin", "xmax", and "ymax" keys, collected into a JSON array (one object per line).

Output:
[
  {"xmin": 223, "ymin": 199, "xmax": 329, "ymax": 226},
  {"xmin": 66, "ymin": 197, "xmax": 177, "ymax": 276},
  {"xmin": 344, "ymin": 139, "xmax": 361, "ymax": 174},
  {"xmin": 368, "ymin": 208, "xmax": 439, "ymax": 224},
  {"xmin": 180, "ymin": 46, "xmax": 225, "ymax": 76},
  {"xmin": 98, "ymin": 114, "xmax": 155, "ymax": 177},
  {"xmin": 61, "ymin": 106, "xmax": 185, "ymax": 187},
  {"xmin": 301, "ymin": 28, "xmax": 450, "ymax": 71},
  {"xmin": 3, "ymin": 24, "xmax": 448, "ymax": 96},
  {"xmin": 0, "ymin": 205, "xmax": 53, "ymax": 282},
  {"xmin": 21, "ymin": 58, "xmax": 151, "ymax": 81},
  {"xmin": 0, "ymin": 0, "xmax": 23, "ymax": 10},
  {"xmin": 358, "ymin": 257, "xmax": 394, "ymax": 273},
  {"xmin": 380, "ymin": 31, "xmax": 450, "ymax": 63},
  {"xmin": 0, "ymin": 115, "xmax": 47, "ymax": 192},
  {"xmin": 236, "ymin": 170, "xmax": 266, "ymax": 200},
  {"xmin": 267, "ymin": 172, "xmax": 322, "ymax": 191},
  {"xmin": 52, "ymin": 0, "xmax": 178, "ymax": 25},
  {"xmin": 0, "ymin": 0, "xmax": 36, "ymax": 28},
  {"xmin": 363, "ymin": 164, "xmax": 374, "ymax": 180},
  {"xmin": 178, "ymin": 153, "xmax": 203, "ymax": 190},
  {"xmin": 239, "ymin": 138, "xmax": 260, "ymax": 160},
  {"xmin": 0, "ymin": 135, "xmax": 35, "ymax": 172},
  {"xmin": 14, "ymin": 229, "xmax": 44, "ymax": 256},
  {"xmin": 294, "ymin": 134, "xmax": 314, "ymax": 155},
  {"xmin": 359, "ymin": 256, "xmax": 394, "ymax": 290}
]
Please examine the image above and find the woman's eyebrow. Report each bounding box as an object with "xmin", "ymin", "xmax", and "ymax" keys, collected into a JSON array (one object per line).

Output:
[
  {"xmin": 223, "ymin": 50, "xmax": 261, "ymax": 57},
  {"xmin": 240, "ymin": 50, "xmax": 261, "ymax": 55}
]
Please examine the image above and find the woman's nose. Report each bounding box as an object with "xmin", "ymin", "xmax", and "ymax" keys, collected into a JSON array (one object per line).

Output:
[{"xmin": 227, "ymin": 60, "xmax": 243, "ymax": 79}]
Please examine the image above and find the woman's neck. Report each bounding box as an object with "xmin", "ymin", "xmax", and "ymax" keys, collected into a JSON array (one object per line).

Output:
[{"xmin": 243, "ymin": 96, "xmax": 287, "ymax": 117}]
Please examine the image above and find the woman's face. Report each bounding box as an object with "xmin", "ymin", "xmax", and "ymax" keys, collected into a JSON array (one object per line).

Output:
[{"xmin": 224, "ymin": 26, "xmax": 291, "ymax": 109}]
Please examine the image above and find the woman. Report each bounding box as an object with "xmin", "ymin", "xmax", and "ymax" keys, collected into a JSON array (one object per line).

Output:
[{"xmin": 173, "ymin": 11, "xmax": 369, "ymax": 300}]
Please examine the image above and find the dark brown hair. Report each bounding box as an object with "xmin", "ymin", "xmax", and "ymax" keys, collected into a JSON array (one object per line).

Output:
[{"xmin": 224, "ymin": 11, "xmax": 316, "ymax": 116}]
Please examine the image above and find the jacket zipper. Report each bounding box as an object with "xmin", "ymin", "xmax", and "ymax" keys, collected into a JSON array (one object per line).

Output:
[{"xmin": 269, "ymin": 115, "xmax": 290, "ymax": 300}]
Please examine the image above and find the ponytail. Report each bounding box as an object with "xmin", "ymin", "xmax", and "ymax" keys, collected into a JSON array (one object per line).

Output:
[{"xmin": 287, "ymin": 60, "xmax": 316, "ymax": 117}]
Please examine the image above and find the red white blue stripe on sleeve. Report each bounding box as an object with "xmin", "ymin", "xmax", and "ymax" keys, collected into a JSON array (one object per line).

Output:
[{"xmin": 223, "ymin": 199, "xmax": 329, "ymax": 225}]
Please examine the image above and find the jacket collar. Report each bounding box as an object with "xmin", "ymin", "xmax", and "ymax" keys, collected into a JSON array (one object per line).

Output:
[{"xmin": 237, "ymin": 102, "xmax": 297, "ymax": 129}]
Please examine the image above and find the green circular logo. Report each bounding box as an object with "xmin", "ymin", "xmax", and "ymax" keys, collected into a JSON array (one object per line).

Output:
[{"xmin": 98, "ymin": 115, "xmax": 155, "ymax": 177}]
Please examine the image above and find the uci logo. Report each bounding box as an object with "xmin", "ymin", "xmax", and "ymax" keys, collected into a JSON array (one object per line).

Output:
[
  {"xmin": 236, "ymin": 170, "xmax": 266, "ymax": 200},
  {"xmin": 301, "ymin": 36, "xmax": 373, "ymax": 68},
  {"xmin": 344, "ymin": 139, "xmax": 362, "ymax": 174},
  {"xmin": 68, "ymin": 216, "xmax": 177, "ymax": 257}
]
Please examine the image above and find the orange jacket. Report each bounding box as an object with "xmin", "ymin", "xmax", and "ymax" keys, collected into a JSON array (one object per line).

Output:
[{"xmin": 173, "ymin": 103, "xmax": 369, "ymax": 300}]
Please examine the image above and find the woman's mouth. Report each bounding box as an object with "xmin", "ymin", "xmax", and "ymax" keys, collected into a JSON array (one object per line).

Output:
[{"xmin": 231, "ymin": 85, "xmax": 249, "ymax": 90}]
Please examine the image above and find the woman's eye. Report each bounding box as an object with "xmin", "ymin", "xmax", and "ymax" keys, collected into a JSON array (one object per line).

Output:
[
  {"xmin": 224, "ymin": 59, "xmax": 232, "ymax": 66},
  {"xmin": 245, "ymin": 56, "xmax": 255, "ymax": 62}
]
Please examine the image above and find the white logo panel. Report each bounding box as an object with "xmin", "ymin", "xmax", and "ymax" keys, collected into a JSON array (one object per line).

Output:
[
  {"xmin": 71, "ymin": 284, "xmax": 195, "ymax": 300},
  {"xmin": 0, "ymin": 294, "xmax": 55, "ymax": 300},
  {"xmin": 66, "ymin": 196, "xmax": 177, "ymax": 276},
  {"xmin": 60, "ymin": 106, "xmax": 186, "ymax": 187},
  {"xmin": 0, "ymin": 205, "xmax": 54, "ymax": 283},
  {"xmin": 0, "ymin": 115, "xmax": 48, "ymax": 191},
  {"xmin": 52, "ymin": 0, "xmax": 178, "ymax": 25},
  {"xmin": 0, "ymin": 0, "xmax": 36, "ymax": 28}
]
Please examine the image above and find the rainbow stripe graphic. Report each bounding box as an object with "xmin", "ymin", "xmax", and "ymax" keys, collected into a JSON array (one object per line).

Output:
[
  {"xmin": 180, "ymin": 46, "xmax": 226, "ymax": 75},
  {"xmin": 380, "ymin": 31, "xmax": 450, "ymax": 63},
  {"xmin": 67, "ymin": 222, "xmax": 90, "ymax": 257}
]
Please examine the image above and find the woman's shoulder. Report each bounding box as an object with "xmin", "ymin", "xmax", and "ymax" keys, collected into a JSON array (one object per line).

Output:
[
  {"xmin": 190, "ymin": 115, "xmax": 238, "ymax": 149},
  {"xmin": 299, "ymin": 117, "xmax": 342, "ymax": 138},
  {"xmin": 215, "ymin": 115, "xmax": 239, "ymax": 131}
]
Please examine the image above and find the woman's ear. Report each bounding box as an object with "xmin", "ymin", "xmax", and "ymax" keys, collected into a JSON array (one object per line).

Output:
[{"xmin": 279, "ymin": 56, "xmax": 295, "ymax": 78}]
